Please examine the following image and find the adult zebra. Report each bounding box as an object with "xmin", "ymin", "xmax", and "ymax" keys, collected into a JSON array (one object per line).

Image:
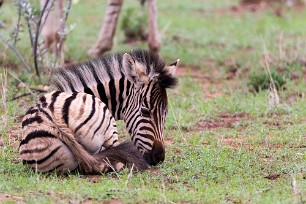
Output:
[{"xmin": 50, "ymin": 50, "xmax": 178, "ymax": 165}]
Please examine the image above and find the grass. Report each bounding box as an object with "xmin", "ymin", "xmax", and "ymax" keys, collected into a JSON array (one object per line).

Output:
[{"xmin": 0, "ymin": 0, "xmax": 306, "ymax": 203}]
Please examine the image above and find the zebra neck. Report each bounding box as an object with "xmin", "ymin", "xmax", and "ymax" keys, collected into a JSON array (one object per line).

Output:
[{"xmin": 92, "ymin": 77, "xmax": 132, "ymax": 121}]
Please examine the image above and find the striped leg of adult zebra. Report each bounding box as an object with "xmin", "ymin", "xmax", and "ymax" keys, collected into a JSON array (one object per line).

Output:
[
  {"xmin": 20, "ymin": 91, "xmax": 148, "ymax": 174},
  {"xmin": 50, "ymin": 50, "xmax": 179, "ymax": 165}
]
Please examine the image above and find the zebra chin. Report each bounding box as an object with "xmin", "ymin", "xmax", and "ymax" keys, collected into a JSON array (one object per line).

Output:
[{"xmin": 142, "ymin": 140, "xmax": 165, "ymax": 166}]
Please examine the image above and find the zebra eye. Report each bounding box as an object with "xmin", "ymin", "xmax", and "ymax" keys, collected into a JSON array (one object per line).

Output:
[{"xmin": 141, "ymin": 107, "xmax": 150, "ymax": 117}]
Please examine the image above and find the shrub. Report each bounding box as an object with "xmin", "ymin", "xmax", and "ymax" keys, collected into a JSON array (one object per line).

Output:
[
  {"xmin": 121, "ymin": 7, "xmax": 148, "ymax": 42},
  {"xmin": 248, "ymin": 71, "xmax": 287, "ymax": 93}
]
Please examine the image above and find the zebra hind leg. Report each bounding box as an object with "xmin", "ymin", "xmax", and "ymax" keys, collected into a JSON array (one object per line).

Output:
[{"xmin": 19, "ymin": 136, "xmax": 79, "ymax": 173}]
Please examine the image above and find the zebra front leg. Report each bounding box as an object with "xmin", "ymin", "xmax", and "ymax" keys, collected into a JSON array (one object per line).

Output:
[{"xmin": 93, "ymin": 142, "xmax": 148, "ymax": 172}]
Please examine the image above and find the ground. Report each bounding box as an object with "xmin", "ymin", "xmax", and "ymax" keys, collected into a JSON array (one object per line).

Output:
[{"xmin": 0, "ymin": 0, "xmax": 305, "ymax": 203}]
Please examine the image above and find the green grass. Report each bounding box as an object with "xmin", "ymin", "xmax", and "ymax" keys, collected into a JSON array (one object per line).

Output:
[{"xmin": 1, "ymin": 0, "xmax": 306, "ymax": 203}]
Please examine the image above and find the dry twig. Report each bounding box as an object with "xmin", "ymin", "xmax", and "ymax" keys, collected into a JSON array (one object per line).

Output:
[
  {"xmin": 12, "ymin": 1, "xmax": 23, "ymax": 46},
  {"xmin": 53, "ymin": 0, "xmax": 72, "ymax": 67},
  {"xmin": 0, "ymin": 34, "xmax": 31, "ymax": 73},
  {"xmin": 33, "ymin": 0, "xmax": 55, "ymax": 79}
]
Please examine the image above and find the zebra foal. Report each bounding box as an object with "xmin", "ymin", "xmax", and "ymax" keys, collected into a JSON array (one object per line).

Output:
[
  {"xmin": 20, "ymin": 91, "xmax": 147, "ymax": 173},
  {"xmin": 50, "ymin": 50, "xmax": 179, "ymax": 165}
]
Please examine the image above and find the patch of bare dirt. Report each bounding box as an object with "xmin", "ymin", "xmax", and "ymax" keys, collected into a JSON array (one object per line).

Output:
[
  {"xmin": 164, "ymin": 138, "xmax": 175, "ymax": 146},
  {"xmin": 4, "ymin": 123, "xmax": 21, "ymax": 150},
  {"xmin": 285, "ymin": 92, "xmax": 304, "ymax": 104},
  {"xmin": 176, "ymin": 65, "xmax": 211, "ymax": 79},
  {"xmin": 197, "ymin": 113, "xmax": 249, "ymax": 130},
  {"xmin": 149, "ymin": 167, "xmax": 160, "ymax": 175},
  {"xmin": 213, "ymin": 3, "xmax": 268, "ymax": 16},
  {"xmin": 103, "ymin": 199, "xmax": 123, "ymax": 204},
  {"xmin": 262, "ymin": 120, "xmax": 292, "ymax": 128},
  {"xmin": 177, "ymin": 65, "xmax": 227, "ymax": 100},
  {"xmin": 80, "ymin": 175, "xmax": 101, "ymax": 183},
  {"xmin": 0, "ymin": 62, "xmax": 20, "ymax": 71},
  {"xmin": 81, "ymin": 198, "xmax": 94, "ymax": 204},
  {"xmin": 220, "ymin": 134, "xmax": 301, "ymax": 151},
  {"xmin": 264, "ymin": 172, "xmax": 281, "ymax": 180},
  {"xmin": 174, "ymin": 150, "xmax": 182, "ymax": 156},
  {"xmin": 210, "ymin": 0, "xmax": 305, "ymax": 18},
  {"xmin": 200, "ymin": 81, "xmax": 224, "ymax": 99},
  {"xmin": 220, "ymin": 135, "xmax": 254, "ymax": 150},
  {"xmin": 0, "ymin": 193, "xmax": 24, "ymax": 202},
  {"xmin": 219, "ymin": 135, "xmax": 286, "ymax": 151}
]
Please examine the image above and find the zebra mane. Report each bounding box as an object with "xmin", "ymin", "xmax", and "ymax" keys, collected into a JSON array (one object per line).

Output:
[
  {"xmin": 128, "ymin": 50, "xmax": 178, "ymax": 89},
  {"xmin": 50, "ymin": 50, "xmax": 177, "ymax": 91}
]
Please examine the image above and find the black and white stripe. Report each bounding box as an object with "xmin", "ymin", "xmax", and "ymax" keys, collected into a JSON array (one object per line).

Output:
[
  {"xmin": 50, "ymin": 50, "xmax": 178, "ymax": 165},
  {"xmin": 20, "ymin": 91, "xmax": 119, "ymax": 173}
]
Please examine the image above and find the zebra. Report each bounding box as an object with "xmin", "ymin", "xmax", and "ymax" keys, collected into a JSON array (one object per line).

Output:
[
  {"xmin": 50, "ymin": 50, "xmax": 179, "ymax": 165},
  {"xmin": 20, "ymin": 91, "xmax": 147, "ymax": 173}
]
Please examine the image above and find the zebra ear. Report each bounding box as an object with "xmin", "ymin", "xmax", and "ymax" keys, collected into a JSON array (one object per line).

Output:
[
  {"xmin": 165, "ymin": 59, "xmax": 179, "ymax": 77},
  {"xmin": 158, "ymin": 59, "xmax": 179, "ymax": 89},
  {"xmin": 123, "ymin": 53, "xmax": 149, "ymax": 85}
]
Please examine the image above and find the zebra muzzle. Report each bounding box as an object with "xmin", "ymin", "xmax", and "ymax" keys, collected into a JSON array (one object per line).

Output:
[{"xmin": 143, "ymin": 140, "xmax": 165, "ymax": 166}]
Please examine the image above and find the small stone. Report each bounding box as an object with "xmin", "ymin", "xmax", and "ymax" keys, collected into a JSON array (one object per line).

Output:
[
  {"xmin": 290, "ymin": 71, "xmax": 300, "ymax": 80},
  {"xmin": 17, "ymin": 82, "xmax": 26, "ymax": 89}
]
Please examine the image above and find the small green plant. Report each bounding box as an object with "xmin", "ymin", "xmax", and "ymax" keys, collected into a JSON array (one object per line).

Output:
[
  {"xmin": 248, "ymin": 70, "xmax": 287, "ymax": 93},
  {"xmin": 121, "ymin": 7, "xmax": 148, "ymax": 42}
]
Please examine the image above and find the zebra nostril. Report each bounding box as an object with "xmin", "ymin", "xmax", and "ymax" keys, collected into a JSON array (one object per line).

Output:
[{"xmin": 151, "ymin": 140, "xmax": 165, "ymax": 165}]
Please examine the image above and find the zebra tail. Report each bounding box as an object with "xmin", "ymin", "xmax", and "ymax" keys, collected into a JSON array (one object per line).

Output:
[
  {"xmin": 53, "ymin": 121, "xmax": 147, "ymax": 173},
  {"xmin": 93, "ymin": 142, "xmax": 148, "ymax": 172},
  {"xmin": 55, "ymin": 126, "xmax": 103, "ymax": 173}
]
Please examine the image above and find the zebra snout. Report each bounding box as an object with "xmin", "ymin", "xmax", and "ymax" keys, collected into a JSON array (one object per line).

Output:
[{"xmin": 144, "ymin": 140, "xmax": 165, "ymax": 166}]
